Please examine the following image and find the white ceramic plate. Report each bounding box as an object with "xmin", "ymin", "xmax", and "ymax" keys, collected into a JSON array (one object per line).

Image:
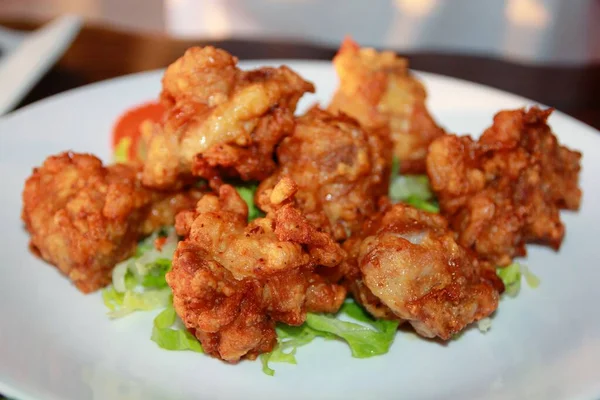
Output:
[{"xmin": 1, "ymin": 61, "xmax": 599, "ymax": 400}]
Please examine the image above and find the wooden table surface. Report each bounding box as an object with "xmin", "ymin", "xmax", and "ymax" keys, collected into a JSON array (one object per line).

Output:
[{"xmin": 3, "ymin": 20, "xmax": 600, "ymax": 131}]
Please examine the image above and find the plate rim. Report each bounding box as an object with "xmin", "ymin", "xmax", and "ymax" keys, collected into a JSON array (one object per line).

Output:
[{"xmin": 2, "ymin": 59, "xmax": 598, "ymax": 139}]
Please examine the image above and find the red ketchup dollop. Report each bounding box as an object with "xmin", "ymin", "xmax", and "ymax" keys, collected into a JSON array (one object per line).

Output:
[{"xmin": 112, "ymin": 101, "xmax": 165, "ymax": 162}]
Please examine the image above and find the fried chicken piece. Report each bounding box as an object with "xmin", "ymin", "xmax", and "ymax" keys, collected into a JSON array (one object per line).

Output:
[
  {"xmin": 141, "ymin": 190, "xmax": 204, "ymax": 235},
  {"xmin": 142, "ymin": 46, "xmax": 314, "ymax": 189},
  {"xmin": 338, "ymin": 234, "xmax": 399, "ymax": 321},
  {"xmin": 256, "ymin": 107, "xmax": 391, "ymax": 241},
  {"xmin": 167, "ymin": 178, "xmax": 347, "ymax": 362},
  {"xmin": 345, "ymin": 203, "xmax": 502, "ymax": 340},
  {"xmin": 426, "ymin": 107, "xmax": 582, "ymax": 266},
  {"xmin": 328, "ymin": 37, "xmax": 444, "ymax": 174},
  {"xmin": 22, "ymin": 152, "xmax": 202, "ymax": 293}
]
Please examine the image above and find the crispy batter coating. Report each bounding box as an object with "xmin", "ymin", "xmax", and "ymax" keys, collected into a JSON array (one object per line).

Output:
[
  {"xmin": 345, "ymin": 203, "xmax": 502, "ymax": 340},
  {"xmin": 167, "ymin": 178, "xmax": 347, "ymax": 362},
  {"xmin": 142, "ymin": 46, "xmax": 314, "ymax": 189},
  {"xmin": 21, "ymin": 152, "xmax": 202, "ymax": 293},
  {"xmin": 256, "ymin": 107, "xmax": 391, "ymax": 241},
  {"xmin": 328, "ymin": 37, "xmax": 444, "ymax": 174},
  {"xmin": 338, "ymin": 234, "xmax": 399, "ymax": 321},
  {"xmin": 426, "ymin": 107, "xmax": 582, "ymax": 266}
]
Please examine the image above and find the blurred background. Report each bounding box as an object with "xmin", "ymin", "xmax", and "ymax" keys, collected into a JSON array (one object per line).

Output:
[
  {"xmin": 2, "ymin": 0, "xmax": 599, "ymax": 64},
  {"xmin": 0, "ymin": 0, "xmax": 599, "ymax": 127}
]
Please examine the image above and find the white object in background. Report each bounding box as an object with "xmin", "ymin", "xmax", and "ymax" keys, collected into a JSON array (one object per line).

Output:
[
  {"xmin": 164, "ymin": 0, "xmax": 600, "ymax": 65},
  {"xmin": 1, "ymin": 0, "xmax": 597, "ymax": 65},
  {"xmin": 0, "ymin": 62, "xmax": 600, "ymax": 400},
  {"xmin": 0, "ymin": 15, "xmax": 81, "ymax": 116}
]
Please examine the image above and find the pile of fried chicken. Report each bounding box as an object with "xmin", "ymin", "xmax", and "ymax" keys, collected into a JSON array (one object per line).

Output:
[{"xmin": 21, "ymin": 38, "xmax": 582, "ymax": 363}]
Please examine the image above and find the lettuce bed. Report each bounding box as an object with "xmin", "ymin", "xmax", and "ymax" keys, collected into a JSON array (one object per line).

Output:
[
  {"xmin": 101, "ymin": 228, "xmax": 400, "ymax": 375},
  {"xmin": 101, "ymin": 168, "xmax": 538, "ymax": 375}
]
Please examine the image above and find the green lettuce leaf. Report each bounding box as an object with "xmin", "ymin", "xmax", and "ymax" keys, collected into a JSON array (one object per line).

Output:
[
  {"xmin": 111, "ymin": 264, "xmax": 140, "ymax": 293},
  {"xmin": 260, "ymin": 302, "xmax": 397, "ymax": 376},
  {"xmin": 260, "ymin": 324, "xmax": 332, "ymax": 376},
  {"xmin": 103, "ymin": 223, "xmax": 407, "ymax": 374},
  {"xmin": 390, "ymin": 175, "xmax": 432, "ymax": 202},
  {"xmin": 107, "ymin": 288, "xmax": 172, "ymax": 319},
  {"xmin": 496, "ymin": 262, "xmax": 541, "ymax": 298},
  {"xmin": 388, "ymin": 158, "xmax": 439, "ymax": 213},
  {"xmin": 141, "ymin": 258, "xmax": 172, "ymax": 289},
  {"xmin": 260, "ymin": 353, "xmax": 276, "ymax": 376},
  {"xmin": 306, "ymin": 302, "xmax": 399, "ymax": 358},
  {"xmin": 497, "ymin": 262, "xmax": 522, "ymax": 297},
  {"xmin": 102, "ymin": 286, "xmax": 124, "ymax": 311},
  {"xmin": 151, "ymin": 306, "xmax": 203, "ymax": 353},
  {"xmin": 522, "ymin": 265, "xmax": 541, "ymax": 288},
  {"xmin": 125, "ymin": 272, "xmax": 138, "ymax": 290},
  {"xmin": 103, "ymin": 227, "xmax": 178, "ymax": 318},
  {"xmin": 235, "ymin": 183, "xmax": 265, "ymax": 221},
  {"xmin": 135, "ymin": 239, "xmax": 155, "ymax": 258},
  {"xmin": 404, "ymin": 195, "xmax": 440, "ymax": 213}
]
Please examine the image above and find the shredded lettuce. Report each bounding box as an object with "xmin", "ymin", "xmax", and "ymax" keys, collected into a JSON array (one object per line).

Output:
[
  {"xmin": 260, "ymin": 324, "xmax": 335, "ymax": 375},
  {"xmin": 306, "ymin": 302, "xmax": 399, "ymax": 358},
  {"xmin": 97, "ymin": 187, "xmax": 541, "ymax": 374},
  {"xmin": 111, "ymin": 261, "xmax": 129, "ymax": 293},
  {"xmin": 151, "ymin": 305, "xmax": 203, "ymax": 353},
  {"xmin": 261, "ymin": 301, "xmax": 399, "ymax": 375},
  {"xmin": 102, "ymin": 227, "xmax": 178, "ymax": 318},
  {"xmin": 521, "ymin": 264, "xmax": 541, "ymax": 288},
  {"xmin": 103, "ymin": 223, "xmax": 405, "ymax": 373},
  {"xmin": 390, "ymin": 175, "xmax": 432, "ymax": 201},
  {"xmin": 102, "ymin": 226, "xmax": 203, "ymax": 350},
  {"xmin": 496, "ymin": 262, "xmax": 540, "ymax": 297},
  {"xmin": 101, "ymin": 224, "xmax": 409, "ymax": 376},
  {"xmin": 388, "ymin": 158, "xmax": 439, "ymax": 213},
  {"xmin": 497, "ymin": 263, "xmax": 522, "ymax": 297},
  {"xmin": 260, "ymin": 353, "xmax": 276, "ymax": 376},
  {"xmin": 472, "ymin": 264, "xmax": 540, "ymax": 334},
  {"xmin": 403, "ymin": 195, "xmax": 440, "ymax": 213},
  {"xmin": 235, "ymin": 183, "xmax": 265, "ymax": 221},
  {"xmin": 106, "ymin": 289, "xmax": 172, "ymax": 319},
  {"xmin": 94, "ymin": 163, "xmax": 545, "ymax": 374},
  {"xmin": 273, "ymin": 324, "xmax": 334, "ymax": 359},
  {"xmin": 141, "ymin": 258, "xmax": 172, "ymax": 289},
  {"xmin": 135, "ymin": 237, "xmax": 156, "ymax": 258},
  {"xmin": 102, "ymin": 286, "xmax": 125, "ymax": 311}
]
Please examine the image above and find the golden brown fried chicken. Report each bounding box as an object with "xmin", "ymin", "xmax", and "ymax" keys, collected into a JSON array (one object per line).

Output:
[
  {"xmin": 339, "ymin": 234, "xmax": 398, "ymax": 321},
  {"xmin": 328, "ymin": 37, "xmax": 444, "ymax": 174},
  {"xmin": 256, "ymin": 107, "xmax": 391, "ymax": 241},
  {"xmin": 21, "ymin": 152, "xmax": 202, "ymax": 293},
  {"xmin": 426, "ymin": 107, "xmax": 582, "ymax": 266},
  {"xmin": 167, "ymin": 178, "xmax": 347, "ymax": 362},
  {"xmin": 142, "ymin": 46, "xmax": 314, "ymax": 189},
  {"xmin": 344, "ymin": 203, "xmax": 502, "ymax": 340}
]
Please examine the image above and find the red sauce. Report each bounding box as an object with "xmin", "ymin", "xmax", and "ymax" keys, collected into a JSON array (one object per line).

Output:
[
  {"xmin": 112, "ymin": 101, "xmax": 165, "ymax": 161},
  {"xmin": 154, "ymin": 237, "xmax": 167, "ymax": 251}
]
